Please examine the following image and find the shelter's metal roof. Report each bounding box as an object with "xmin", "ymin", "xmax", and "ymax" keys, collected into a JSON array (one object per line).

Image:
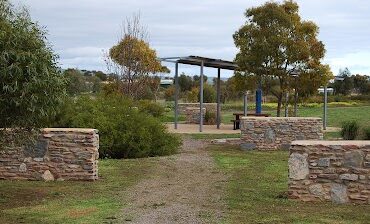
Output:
[{"xmin": 160, "ymin": 56, "xmax": 238, "ymax": 71}]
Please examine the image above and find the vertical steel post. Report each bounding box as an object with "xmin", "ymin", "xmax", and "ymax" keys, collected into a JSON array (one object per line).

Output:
[
  {"xmin": 285, "ymin": 91, "xmax": 289, "ymax": 117},
  {"xmin": 199, "ymin": 61, "xmax": 204, "ymax": 132},
  {"xmin": 294, "ymin": 89, "xmax": 298, "ymax": 117},
  {"xmin": 174, "ymin": 62, "xmax": 179, "ymax": 129},
  {"xmin": 323, "ymin": 85, "xmax": 328, "ymax": 130},
  {"xmin": 243, "ymin": 91, "xmax": 248, "ymax": 116},
  {"xmin": 216, "ymin": 68, "xmax": 221, "ymax": 129}
]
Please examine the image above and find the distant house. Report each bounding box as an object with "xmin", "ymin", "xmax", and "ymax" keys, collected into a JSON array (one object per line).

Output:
[
  {"xmin": 318, "ymin": 87, "xmax": 334, "ymax": 94},
  {"xmin": 160, "ymin": 76, "xmax": 174, "ymax": 87}
]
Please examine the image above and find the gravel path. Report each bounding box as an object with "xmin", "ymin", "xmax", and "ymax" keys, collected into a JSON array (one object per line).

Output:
[{"xmin": 119, "ymin": 138, "xmax": 227, "ymax": 224}]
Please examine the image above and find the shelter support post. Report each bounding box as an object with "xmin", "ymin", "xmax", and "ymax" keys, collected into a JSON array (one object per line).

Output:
[
  {"xmin": 216, "ymin": 68, "xmax": 221, "ymax": 129},
  {"xmin": 199, "ymin": 61, "xmax": 204, "ymax": 132},
  {"xmin": 243, "ymin": 91, "xmax": 248, "ymax": 116},
  {"xmin": 174, "ymin": 62, "xmax": 179, "ymax": 129},
  {"xmin": 285, "ymin": 91, "xmax": 289, "ymax": 117}
]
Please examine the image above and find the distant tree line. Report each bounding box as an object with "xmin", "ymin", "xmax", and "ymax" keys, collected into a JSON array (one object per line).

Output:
[
  {"xmin": 330, "ymin": 68, "xmax": 370, "ymax": 95},
  {"xmin": 163, "ymin": 73, "xmax": 244, "ymax": 103}
]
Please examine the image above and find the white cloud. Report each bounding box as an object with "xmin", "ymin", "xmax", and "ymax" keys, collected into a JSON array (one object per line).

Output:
[
  {"xmin": 326, "ymin": 51, "xmax": 370, "ymax": 75},
  {"xmin": 15, "ymin": 0, "xmax": 370, "ymax": 77}
]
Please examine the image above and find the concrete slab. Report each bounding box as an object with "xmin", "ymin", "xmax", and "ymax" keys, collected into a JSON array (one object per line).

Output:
[{"xmin": 166, "ymin": 123, "xmax": 240, "ymax": 134}]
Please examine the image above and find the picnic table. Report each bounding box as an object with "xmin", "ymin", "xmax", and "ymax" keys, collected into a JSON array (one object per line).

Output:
[{"xmin": 231, "ymin": 112, "xmax": 270, "ymax": 130}]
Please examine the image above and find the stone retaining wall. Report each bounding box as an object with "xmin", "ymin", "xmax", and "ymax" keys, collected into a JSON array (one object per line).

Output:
[
  {"xmin": 289, "ymin": 141, "xmax": 370, "ymax": 204},
  {"xmin": 185, "ymin": 107, "xmax": 206, "ymax": 124},
  {"xmin": 240, "ymin": 117, "xmax": 323, "ymax": 150},
  {"xmin": 178, "ymin": 103, "xmax": 218, "ymax": 115},
  {"xmin": 0, "ymin": 128, "xmax": 99, "ymax": 181}
]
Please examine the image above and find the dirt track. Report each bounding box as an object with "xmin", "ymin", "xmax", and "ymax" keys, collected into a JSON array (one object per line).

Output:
[{"xmin": 119, "ymin": 138, "xmax": 227, "ymax": 224}]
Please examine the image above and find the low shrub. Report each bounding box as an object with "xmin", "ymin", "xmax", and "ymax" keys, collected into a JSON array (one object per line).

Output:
[
  {"xmin": 137, "ymin": 100, "xmax": 165, "ymax": 118},
  {"xmin": 204, "ymin": 110, "xmax": 216, "ymax": 125},
  {"xmin": 55, "ymin": 95, "xmax": 181, "ymax": 159},
  {"xmin": 350, "ymin": 94, "xmax": 370, "ymax": 102},
  {"xmin": 362, "ymin": 127, "xmax": 370, "ymax": 140},
  {"xmin": 340, "ymin": 121, "xmax": 360, "ymax": 140}
]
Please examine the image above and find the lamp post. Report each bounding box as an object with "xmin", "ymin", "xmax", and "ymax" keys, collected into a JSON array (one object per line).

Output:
[
  {"xmin": 323, "ymin": 76, "xmax": 344, "ymax": 130},
  {"xmin": 323, "ymin": 85, "xmax": 328, "ymax": 130},
  {"xmin": 285, "ymin": 70, "xmax": 300, "ymax": 117},
  {"xmin": 290, "ymin": 70, "xmax": 300, "ymax": 117}
]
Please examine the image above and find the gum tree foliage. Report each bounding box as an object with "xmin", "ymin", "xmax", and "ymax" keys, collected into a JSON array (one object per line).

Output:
[
  {"xmin": 332, "ymin": 69, "xmax": 370, "ymax": 95},
  {"xmin": 63, "ymin": 68, "xmax": 102, "ymax": 96},
  {"xmin": 178, "ymin": 73, "xmax": 193, "ymax": 92},
  {"xmin": 233, "ymin": 0, "xmax": 333, "ymax": 116},
  {"xmin": 105, "ymin": 13, "xmax": 167, "ymax": 100},
  {"xmin": 0, "ymin": 1, "xmax": 66, "ymax": 145}
]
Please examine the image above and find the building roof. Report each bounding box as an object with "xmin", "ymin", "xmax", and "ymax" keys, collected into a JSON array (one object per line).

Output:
[{"xmin": 160, "ymin": 56, "xmax": 238, "ymax": 71}]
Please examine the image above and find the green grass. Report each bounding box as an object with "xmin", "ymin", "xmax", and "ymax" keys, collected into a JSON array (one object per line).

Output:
[
  {"xmin": 297, "ymin": 106, "xmax": 370, "ymax": 127},
  {"xmin": 163, "ymin": 102, "xmax": 370, "ymax": 128},
  {"xmin": 160, "ymin": 111, "xmax": 186, "ymax": 123},
  {"xmin": 211, "ymin": 145, "xmax": 370, "ymax": 224},
  {"xmin": 221, "ymin": 105, "xmax": 370, "ymax": 128},
  {"xmin": 0, "ymin": 159, "xmax": 155, "ymax": 224},
  {"xmin": 324, "ymin": 131, "xmax": 341, "ymax": 140}
]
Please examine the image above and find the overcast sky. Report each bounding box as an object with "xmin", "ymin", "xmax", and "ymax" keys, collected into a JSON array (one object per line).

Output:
[{"xmin": 16, "ymin": 0, "xmax": 370, "ymax": 77}]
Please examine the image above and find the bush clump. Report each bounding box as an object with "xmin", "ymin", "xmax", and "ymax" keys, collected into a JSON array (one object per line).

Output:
[
  {"xmin": 56, "ymin": 95, "xmax": 181, "ymax": 159},
  {"xmin": 137, "ymin": 100, "xmax": 165, "ymax": 118},
  {"xmin": 204, "ymin": 111, "xmax": 216, "ymax": 125},
  {"xmin": 362, "ymin": 127, "xmax": 370, "ymax": 140},
  {"xmin": 340, "ymin": 121, "xmax": 360, "ymax": 140}
]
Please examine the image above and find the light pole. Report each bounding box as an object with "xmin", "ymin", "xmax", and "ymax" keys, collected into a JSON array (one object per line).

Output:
[
  {"xmin": 285, "ymin": 70, "xmax": 300, "ymax": 117},
  {"xmin": 323, "ymin": 76, "xmax": 344, "ymax": 130},
  {"xmin": 323, "ymin": 85, "xmax": 328, "ymax": 130},
  {"xmin": 290, "ymin": 70, "xmax": 300, "ymax": 117}
]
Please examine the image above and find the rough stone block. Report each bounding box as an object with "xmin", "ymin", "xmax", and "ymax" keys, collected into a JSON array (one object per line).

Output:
[
  {"xmin": 309, "ymin": 184, "xmax": 324, "ymax": 196},
  {"xmin": 280, "ymin": 143, "xmax": 291, "ymax": 151},
  {"xmin": 317, "ymin": 158, "xmax": 330, "ymax": 167},
  {"xmin": 339, "ymin": 174, "xmax": 359, "ymax": 181},
  {"xmin": 331, "ymin": 184, "xmax": 348, "ymax": 204},
  {"xmin": 344, "ymin": 151, "xmax": 364, "ymax": 168},
  {"xmin": 289, "ymin": 153, "xmax": 309, "ymax": 180},
  {"xmin": 42, "ymin": 170, "xmax": 54, "ymax": 181},
  {"xmin": 19, "ymin": 163, "xmax": 27, "ymax": 172},
  {"xmin": 240, "ymin": 143, "xmax": 256, "ymax": 151}
]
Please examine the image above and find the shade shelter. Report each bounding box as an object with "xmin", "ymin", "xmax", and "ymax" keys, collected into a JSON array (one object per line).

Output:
[{"xmin": 160, "ymin": 56, "xmax": 238, "ymax": 132}]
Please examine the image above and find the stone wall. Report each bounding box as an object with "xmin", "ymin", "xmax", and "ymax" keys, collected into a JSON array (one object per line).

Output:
[
  {"xmin": 0, "ymin": 128, "xmax": 99, "ymax": 181},
  {"xmin": 185, "ymin": 107, "xmax": 206, "ymax": 124},
  {"xmin": 240, "ymin": 117, "xmax": 323, "ymax": 150},
  {"xmin": 289, "ymin": 141, "xmax": 370, "ymax": 204},
  {"xmin": 178, "ymin": 103, "xmax": 218, "ymax": 115}
]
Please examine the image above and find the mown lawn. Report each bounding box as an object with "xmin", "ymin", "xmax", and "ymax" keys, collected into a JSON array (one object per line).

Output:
[
  {"xmin": 221, "ymin": 105, "xmax": 370, "ymax": 128},
  {"xmin": 211, "ymin": 145, "xmax": 370, "ymax": 224},
  {"xmin": 163, "ymin": 103, "xmax": 370, "ymax": 128},
  {"xmin": 0, "ymin": 159, "xmax": 155, "ymax": 224}
]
